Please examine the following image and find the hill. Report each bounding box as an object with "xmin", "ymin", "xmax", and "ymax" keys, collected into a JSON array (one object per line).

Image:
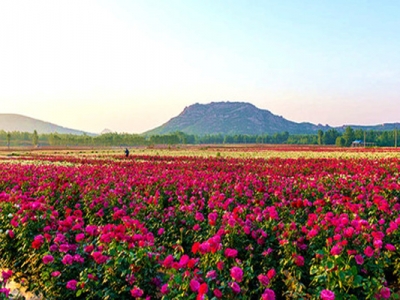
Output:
[
  {"xmin": 145, "ymin": 102, "xmax": 331, "ymax": 135},
  {"xmin": 0, "ymin": 114, "xmax": 93, "ymax": 135}
]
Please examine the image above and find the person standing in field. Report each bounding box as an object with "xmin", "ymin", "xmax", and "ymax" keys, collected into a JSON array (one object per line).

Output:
[{"xmin": 125, "ymin": 148, "xmax": 129, "ymax": 157}]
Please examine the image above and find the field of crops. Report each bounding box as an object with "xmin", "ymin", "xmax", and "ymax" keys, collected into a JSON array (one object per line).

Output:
[{"xmin": 1, "ymin": 148, "xmax": 400, "ymax": 299}]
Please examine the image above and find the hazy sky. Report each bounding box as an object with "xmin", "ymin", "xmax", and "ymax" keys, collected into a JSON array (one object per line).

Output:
[{"xmin": 1, "ymin": 1, "xmax": 399, "ymax": 134}]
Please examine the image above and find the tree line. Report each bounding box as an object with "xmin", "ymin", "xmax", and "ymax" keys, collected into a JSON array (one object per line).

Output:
[{"xmin": 0, "ymin": 127, "xmax": 398, "ymax": 148}]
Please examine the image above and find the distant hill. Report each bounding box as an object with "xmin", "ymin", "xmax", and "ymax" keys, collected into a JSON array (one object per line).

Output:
[
  {"xmin": 101, "ymin": 128, "xmax": 113, "ymax": 134},
  {"xmin": 0, "ymin": 114, "xmax": 94, "ymax": 135},
  {"xmin": 145, "ymin": 102, "xmax": 331, "ymax": 135}
]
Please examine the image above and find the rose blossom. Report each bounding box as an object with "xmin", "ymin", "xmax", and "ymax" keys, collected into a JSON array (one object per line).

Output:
[
  {"xmin": 161, "ymin": 284, "xmax": 169, "ymax": 294},
  {"xmin": 213, "ymin": 288, "xmax": 223, "ymax": 298},
  {"xmin": 75, "ymin": 233, "xmax": 85, "ymax": 242},
  {"xmin": 224, "ymin": 248, "xmax": 238, "ymax": 258},
  {"xmin": 267, "ymin": 268, "xmax": 276, "ymax": 280},
  {"xmin": 51, "ymin": 271, "xmax": 61, "ymax": 277},
  {"xmin": 354, "ymin": 254, "xmax": 364, "ymax": 265},
  {"xmin": 380, "ymin": 287, "xmax": 391, "ymax": 299},
  {"xmin": 230, "ymin": 282, "xmax": 241, "ymax": 294},
  {"xmin": 1, "ymin": 270, "xmax": 12, "ymax": 282},
  {"xmin": 62, "ymin": 254, "xmax": 74, "ymax": 265},
  {"xmin": 66, "ymin": 280, "xmax": 78, "ymax": 290},
  {"xmin": 199, "ymin": 283, "xmax": 208, "ymax": 295},
  {"xmin": 294, "ymin": 254, "xmax": 305, "ymax": 266},
  {"xmin": 130, "ymin": 287, "xmax": 144, "ymax": 298},
  {"xmin": 258, "ymin": 274, "xmax": 270, "ymax": 286},
  {"xmin": 206, "ymin": 270, "xmax": 217, "ymax": 280},
  {"xmin": 0, "ymin": 288, "xmax": 10, "ymax": 298},
  {"xmin": 320, "ymin": 289, "xmax": 335, "ymax": 300},
  {"xmin": 190, "ymin": 279, "xmax": 200, "ymax": 292},
  {"xmin": 364, "ymin": 246, "xmax": 374, "ymax": 257},
  {"xmin": 385, "ymin": 244, "xmax": 396, "ymax": 251},
  {"xmin": 230, "ymin": 266, "xmax": 243, "ymax": 282},
  {"xmin": 262, "ymin": 288, "xmax": 276, "ymax": 300},
  {"xmin": 42, "ymin": 254, "xmax": 54, "ymax": 264}
]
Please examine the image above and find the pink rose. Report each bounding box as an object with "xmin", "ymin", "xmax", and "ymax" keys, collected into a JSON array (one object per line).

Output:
[
  {"xmin": 179, "ymin": 255, "xmax": 189, "ymax": 268},
  {"xmin": 213, "ymin": 288, "xmax": 223, "ymax": 298},
  {"xmin": 354, "ymin": 254, "xmax": 364, "ymax": 265},
  {"xmin": 224, "ymin": 248, "xmax": 238, "ymax": 258},
  {"xmin": 364, "ymin": 246, "xmax": 374, "ymax": 257},
  {"xmin": 385, "ymin": 244, "xmax": 396, "ymax": 251},
  {"xmin": 380, "ymin": 287, "xmax": 391, "ymax": 299},
  {"xmin": 230, "ymin": 282, "xmax": 241, "ymax": 294},
  {"xmin": 193, "ymin": 224, "xmax": 201, "ymax": 231},
  {"xmin": 373, "ymin": 239, "xmax": 383, "ymax": 249},
  {"xmin": 51, "ymin": 271, "xmax": 61, "ymax": 277},
  {"xmin": 0, "ymin": 287, "xmax": 10, "ymax": 298},
  {"xmin": 206, "ymin": 270, "xmax": 217, "ymax": 280},
  {"xmin": 262, "ymin": 288, "xmax": 276, "ymax": 300},
  {"xmin": 258, "ymin": 274, "xmax": 270, "ymax": 286},
  {"xmin": 85, "ymin": 225, "xmax": 98, "ymax": 236},
  {"xmin": 62, "ymin": 254, "xmax": 74, "ymax": 265},
  {"xmin": 230, "ymin": 266, "xmax": 243, "ymax": 283},
  {"xmin": 190, "ymin": 279, "xmax": 200, "ymax": 292},
  {"xmin": 1, "ymin": 270, "xmax": 12, "ymax": 282},
  {"xmin": 161, "ymin": 284, "xmax": 169, "ymax": 294},
  {"xmin": 130, "ymin": 287, "xmax": 144, "ymax": 298},
  {"xmin": 195, "ymin": 212, "xmax": 204, "ymax": 222},
  {"xmin": 320, "ymin": 289, "xmax": 335, "ymax": 300},
  {"xmin": 59, "ymin": 244, "xmax": 70, "ymax": 253},
  {"xmin": 91, "ymin": 252, "xmax": 109, "ymax": 264},
  {"xmin": 66, "ymin": 280, "xmax": 78, "ymax": 290},
  {"xmin": 330, "ymin": 245, "xmax": 342, "ymax": 256},
  {"xmin": 75, "ymin": 233, "xmax": 85, "ymax": 242},
  {"xmin": 42, "ymin": 254, "xmax": 54, "ymax": 264},
  {"xmin": 267, "ymin": 268, "xmax": 276, "ymax": 280},
  {"xmin": 294, "ymin": 254, "xmax": 305, "ymax": 266},
  {"xmin": 163, "ymin": 255, "xmax": 174, "ymax": 268},
  {"xmin": 208, "ymin": 212, "xmax": 218, "ymax": 226}
]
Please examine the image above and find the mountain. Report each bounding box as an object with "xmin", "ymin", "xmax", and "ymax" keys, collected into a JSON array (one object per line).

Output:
[
  {"xmin": 101, "ymin": 128, "xmax": 113, "ymax": 134},
  {"xmin": 145, "ymin": 102, "xmax": 331, "ymax": 135},
  {"xmin": 0, "ymin": 114, "xmax": 94, "ymax": 135}
]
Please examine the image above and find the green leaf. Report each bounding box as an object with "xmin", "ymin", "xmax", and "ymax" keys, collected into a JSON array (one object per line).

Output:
[
  {"xmin": 327, "ymin": 260, "xmax": 335, "ymax": 270},
  {"xmin": 351, "ymin": 266, "xmax": 357, "ymax": 276},
  {"xmin": 310, "ymin": 265, "xmax": 319, "ymax": 275},
  {"xmin": 339, "ymin": 270, "xmax": 347, "ymax": 281}
]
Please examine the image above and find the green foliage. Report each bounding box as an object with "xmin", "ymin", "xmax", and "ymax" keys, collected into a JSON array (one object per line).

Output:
[
  {"xmin": 32, "ymin": 130, "xmax": 39, "ymax": 147},
  {"xmin": 343, "ymin": 127, "xmax": 355, "ymax": 147}
]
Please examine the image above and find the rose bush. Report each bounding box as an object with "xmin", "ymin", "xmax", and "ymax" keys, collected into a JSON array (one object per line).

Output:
[{"xmin": 0, "ymin": 152, "xmax": 400, "ymax": 299}]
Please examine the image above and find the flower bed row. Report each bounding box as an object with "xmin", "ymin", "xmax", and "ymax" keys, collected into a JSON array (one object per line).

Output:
[{"xmin": 1, "ymin": 154, "xmax": 400, "ymax": 299}]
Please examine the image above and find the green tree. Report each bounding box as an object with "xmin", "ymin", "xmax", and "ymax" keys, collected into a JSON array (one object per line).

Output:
[
  {"xmin": 377, "ymin": 131, "xmax": 391, "ymax": 146},
  {"xmin": 354, "ymin": 129, "xmax": 364, "ymax": 141},
  {"xmin": 32, "ymin": 130, "xmax": 39, "ymax": 147},
  {"xmin": 317, "ymin": 130, "xmax": 324, "ymax": 145},
  {"xmin": 343, "ymin": 126, "xmax": 355, "ymax": 147},
  {"xmin": 335, "ymin": 136, "xmax": 346, "ymax": 147},
  {"xmin": 323, "ymin": 129, "xmax": 340, "ymax": 145},
  {"xmin": 6, "ymin": 132, "xmax": 11, "ymax": 148}
]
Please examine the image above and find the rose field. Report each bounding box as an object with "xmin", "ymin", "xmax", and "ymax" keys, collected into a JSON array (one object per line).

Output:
[{"xmin": 1, "ymin": 148, "xmax": 400, "ymax": 299}]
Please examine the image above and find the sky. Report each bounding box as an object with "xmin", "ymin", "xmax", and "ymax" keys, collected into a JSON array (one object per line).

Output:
[{"xmin": 0, "ymin": 0, "xmax": 399, "ymax": 134}]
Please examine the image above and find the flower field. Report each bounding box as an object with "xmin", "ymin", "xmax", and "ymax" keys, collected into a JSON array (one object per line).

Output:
[{"xmin": 1, "ymin": 150, "xmax": 400, "ymax": 299}]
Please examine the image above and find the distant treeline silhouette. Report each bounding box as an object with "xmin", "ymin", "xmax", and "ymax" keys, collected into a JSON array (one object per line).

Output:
[{"xmin": 0, "ymin": 127, "xmax": 398, "ymax": 147}]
